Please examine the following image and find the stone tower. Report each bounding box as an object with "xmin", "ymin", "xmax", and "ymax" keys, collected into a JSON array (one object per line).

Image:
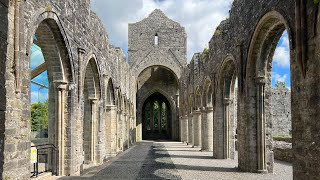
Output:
[{"xmin": 128, "ymin": 9, "xmax": 187, "ymax": 141}]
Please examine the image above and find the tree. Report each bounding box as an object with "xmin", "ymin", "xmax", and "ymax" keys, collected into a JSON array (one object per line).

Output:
[
  {"xmin": 31, "ymin": 100, "xmax": 48, "ymax": 131},
  {"xmin": 275, "ymin": 81, "xmax": 286, "ymax": 89}
]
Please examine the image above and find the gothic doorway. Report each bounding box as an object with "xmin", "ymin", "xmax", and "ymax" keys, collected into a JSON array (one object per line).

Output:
[{"xmin": 142, "ymin": 92, "xmax": 171, "ymax": 140}]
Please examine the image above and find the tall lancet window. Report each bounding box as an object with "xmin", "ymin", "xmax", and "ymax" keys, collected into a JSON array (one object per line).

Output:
[{"xmin": 154, "ymin": 33, "xmax": 159, "ymax": 45}]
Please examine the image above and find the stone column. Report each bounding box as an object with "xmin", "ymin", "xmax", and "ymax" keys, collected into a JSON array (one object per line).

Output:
[
  {"xmin": 206, "ymin": 107, "xmax": 214, "ymax": 152},
  {"xmin": 193, "ymin": 110, "xmax": 201, "ymax": 147},
  {"xmin": 223, "ymin": 98, "xmax": 231, "ymax": 159},
  {"xmin": 117, "ymin": 110, "xmax": 122, "ymax": 152},
  {"xmin": 201, "ymin": 107, "xmax": 208, "ymax": 150},
  {"xmin": 105, "ymin": 105, "xmax": 117, "ymax": 156},
  {"xmin": 159, "ymin": 101, "xmax": 162, "ymax": 132},
  {"xmin": 78, "ymin": 48, "xmax": 85, "ymax": 102},
  {"xmin": 181, "ymin": 115, "xmax": 188, "ymax": 143},
  {"xmin": 90, "ymin": 98, "xmax": 98, "ymax": 164},
  {"xmin": 55, "ymin": 81, "xmax": 67, "ymax": 176},
  {"xmin": 188, "ymin": 113, "xmax": 193, "ymax": 145},
  {"xmin": 123, "ymin": 113, "xmax": 128, "ymax": 149},
  {"xmin": 121, "ymin": 112, "xmax": 126, "ymax": 150},
  {"xmin": 180, "ymin": 116, "xmax": 184, "ymax": 142},
  {"xmin": 256, "ymin": 77, "xmax": 267, "ymax": 173}
]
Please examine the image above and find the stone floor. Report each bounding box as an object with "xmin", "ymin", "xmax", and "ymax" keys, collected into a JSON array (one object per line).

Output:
[{"xmin": 54, "ymin": 141, "xmax": 292, "ymax": 180}]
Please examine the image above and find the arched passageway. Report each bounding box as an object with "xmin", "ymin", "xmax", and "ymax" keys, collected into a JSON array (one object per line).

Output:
[
  {"xmin": 215, "ymin": 57, "xmax": 237, "ymax": 160},
  {"xmin": 82, "ymin": 57, "xmax": 101, "ymax": 165},
  {"xmin": 142, "ymin": 92, "xmax": 172, "ymax": 140},
  {"xmin": 29, "ymin": 17, "xmax": 73, "ymax": 176},
  {"xmin": 245, "ymin": 11, "xmax": 294, "ymax": 173},
  {"xmin": 136, "ymin": 66, "xmax": 179, "ymax": 141}
]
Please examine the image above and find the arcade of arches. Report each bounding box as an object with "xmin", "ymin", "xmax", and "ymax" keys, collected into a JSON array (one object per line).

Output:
[{"xmin": 0, "ymin": 1, "xmax": 320, "ymax": 180}]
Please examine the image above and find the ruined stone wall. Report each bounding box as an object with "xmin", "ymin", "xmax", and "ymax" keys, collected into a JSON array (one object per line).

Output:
[
  {"xmin": 179, "ymin": 0, "xmax": 302, "ymax": 176},
  {"xmin": 271, "ymin": 87, "xmax": 291, "ymax": 136},
  {"xmin": 0, "ymin": 0, "xmax": 136, "ymax": 179}
]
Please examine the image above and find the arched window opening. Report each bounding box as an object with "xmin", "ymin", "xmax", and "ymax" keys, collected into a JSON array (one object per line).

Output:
[{"xmin": 154, "ymin": 33, "xmax": 159, "ymax": 45}]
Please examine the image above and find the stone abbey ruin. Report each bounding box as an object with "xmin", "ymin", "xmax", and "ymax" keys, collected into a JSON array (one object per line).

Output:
[{"xmin": 0, "ymin": 0, "xmax": 319, "ymax": 179}]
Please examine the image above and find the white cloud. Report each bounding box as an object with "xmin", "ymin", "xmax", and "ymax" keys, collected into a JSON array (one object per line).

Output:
[
  {"xmin": 273, "ymin": 32, "xmax": 290, "ymax": 68},
  {"xmin": 91, "ymin": 0, "xmax": 233, "ymax": 61},
  {"xmin": 272, "ymin": 72, "xmax": 287, "ymax": 83}
]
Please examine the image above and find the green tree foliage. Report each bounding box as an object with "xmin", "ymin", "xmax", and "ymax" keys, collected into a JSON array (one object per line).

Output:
[
  {"xmin": 275, "ymin": 81, "xmax": 286, "ymax": 89},
  {"xmin": 31, "ymin": 100, "xmax": 48, "ymax": 131},
  {"xmin": 315, "ymin": 0, "xmax": 319, "ymax": 5},
  {"xmin": 200, "ymin": 48, "xmax": 209, "ymax": 61}
]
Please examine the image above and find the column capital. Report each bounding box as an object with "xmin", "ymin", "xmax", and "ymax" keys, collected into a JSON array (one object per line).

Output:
[
  {"xmin": 89, "ymin": 97, "xmax": 98, "ymax": 104},
  {"xmin": 200, "ymin": 106, "xmax": 207, "ymax": 112},
  {"xmin": 106, "ymin": 105, "xmax": 117, "ymax": 110},
  {"xmin": 223, "ymin": 98, "xmax": 232, "ymax": 105},
  {"xmin": 54, "ymin": 80, "xmax": 68, "ymax": 90},
  {"xmin": 193, "ymin": 110, "xmax": 201, "ymax": 114},
  {"xmin": 206, "ymin": 106, "xmax": 214, "ymax": 112},
  {"xmin": 255, "ymin": 76, "xmax": 266, "ymax": 85}
]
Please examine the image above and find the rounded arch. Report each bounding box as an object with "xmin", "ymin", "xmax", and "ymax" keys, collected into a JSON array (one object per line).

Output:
[
  {"xmin": 106, "ymin": 78, "xmax": 115, "ymax": 106},
  {"xmin": 27, "ymin": 10, "xmax": 74, "ymax": 83},
  {"xmin": 195, "ymin": 86, "xmax": 202, "ymax": 109},
  {"xmin": 218, "ymin": 55, "xmax": 237, "ymax": 98},
  {"xmin": 140, "ymin": 88, "xmax": 176, "ymax": 112},
  {"xmin": 136, "ymin": 65, "xmax": 179, "ymax": 86},
  {"xmin": 245, "ymin": 10, "xmax": 294, "ymax": 173},
  {"xmin": 202, "ymin": 77, "xmax": 213, "ymax": 107},
  {"xmin": 84, "ymin": 56, "xmax": 101, "ymax": 100},
  {"xmin": 133, "ymin": 60, "xmax": 182, "ymax": 80},
  {"xmin": 141, "ymin": 91, "xmax": 173, "ymax": 140},
  {"xmin": 247, "ymin": 10, "xmax": 293, "ymax": 81}
]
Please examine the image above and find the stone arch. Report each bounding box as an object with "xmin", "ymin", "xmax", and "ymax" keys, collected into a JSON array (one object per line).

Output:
[
  {"xmin": 27, "ymin": 11, "xmax": 74, "ymax": 176},
  {"xmin": 202, "ymin": 77, "xmax": 213, "ymax": 108},
  {"xmin": 84, "ymin": 55, "xmax": 101, "ymax": 99},
  {"xmin": 215, "ymin": 55, "xmax": 237, "ymax": 160},
  {"xmin": 245, "ymin": 10, "xmax": 294, "ymax": 173},
  {"xmin": 82, "ymin": 55, "xmax": 101, "ymax": 165},
  {"xmin": 139, "ymin": 88, "xmax": 176, "ymax": 137},
  {"xmin": 141, "ymin": 91, "xmax": 173, "ymax": 140},
  {"xmin": 27, "ymin": 11, "xmax": 74, "ymax": 83},
  {"xmin": 195, "ymin": 86, "xmax": 202, "ymax": 110},
  {"xmin": 106, "ymin": 78, "xmax": 115, "ymax": 106},
  {"xmin": 136, "ymin": 65, "xmax": 179, "ymax": 86}
]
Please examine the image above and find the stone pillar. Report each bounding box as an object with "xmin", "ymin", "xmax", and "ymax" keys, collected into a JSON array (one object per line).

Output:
[
  {"xmin": 188, "ymin": 113, "xmax": 193, "ymax": 145},
  {"xmin": 256, "ymin": 77, "xmax": 267, "ymax": 173},
  {"xmin": 181, "ymin": 115, "xmax": 188, "ymax": 143},
  {"xmin": 206, "ymin": 107, "xmax": 214, "ymax": 152},
  {"xmin": 193, "ymin": 110, "xmax": 201, "ymax": 147},
  {"xmin": 78, "ymin": 48, "xmax": 85, "ymax": 102},
  {"xmin": 117, "ymin": 110, "xmax": 122, "ymax": 152},
  {"xmin": 121, "ymin": 112, "xmax": 126, "ymax": 150},
  {"xmin": 105, "ymin": 105, "xmax": 117, "ymax": 156},
  {"xmin": 123, "ymin": 113, "xmax": 128, "ymax": 149},
  {"xmin": 159, "ymin": 101, "xmax": 162, "ymax": 132},
  {"xmin": 55, "ymin": 81, "xmax": 67, "ymax": 176},
  {"xmin": 90, "ymin": 98, "xmax": 98, "ymax": 164},
  {"xmin": 201, "ymin": 107, "xmax": 208, "ymax": 150},
  {"xmin": 223, "ymin": 98, "xmax": 231, "ymax": 159},
  {"xmin": 180, "ymin": 116, "xmax": 184, "ymax": 142}
]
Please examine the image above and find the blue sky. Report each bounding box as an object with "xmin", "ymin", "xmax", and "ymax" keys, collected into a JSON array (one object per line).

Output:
[
  {"xmin": 271, "ymin": 31, "xmax": 291, "ymax": 88},
  {"xmin": 30, "ymin": 44, "xmax": 49, "ymax": 104}
]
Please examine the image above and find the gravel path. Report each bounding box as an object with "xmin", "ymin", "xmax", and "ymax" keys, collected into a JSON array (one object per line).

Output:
[{"xmin": 56, "ymin": 141, "xmax": 292, "ymax": 180}]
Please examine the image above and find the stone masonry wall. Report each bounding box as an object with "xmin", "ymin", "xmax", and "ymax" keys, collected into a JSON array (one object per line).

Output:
[{"xmin": 271, "ymin": 87, "xmax": 291, "ymax": 136}]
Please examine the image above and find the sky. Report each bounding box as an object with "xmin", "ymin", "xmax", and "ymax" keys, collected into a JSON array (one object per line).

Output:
[{"xmin": 29, "ymin": 0, "xmax": 291, "ymax": 103}]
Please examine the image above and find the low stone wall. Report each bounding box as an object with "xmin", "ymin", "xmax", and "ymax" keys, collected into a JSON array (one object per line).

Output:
[{"xmin": 273, "ymin": 141, "xmax": 292, "ymax": 163}]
